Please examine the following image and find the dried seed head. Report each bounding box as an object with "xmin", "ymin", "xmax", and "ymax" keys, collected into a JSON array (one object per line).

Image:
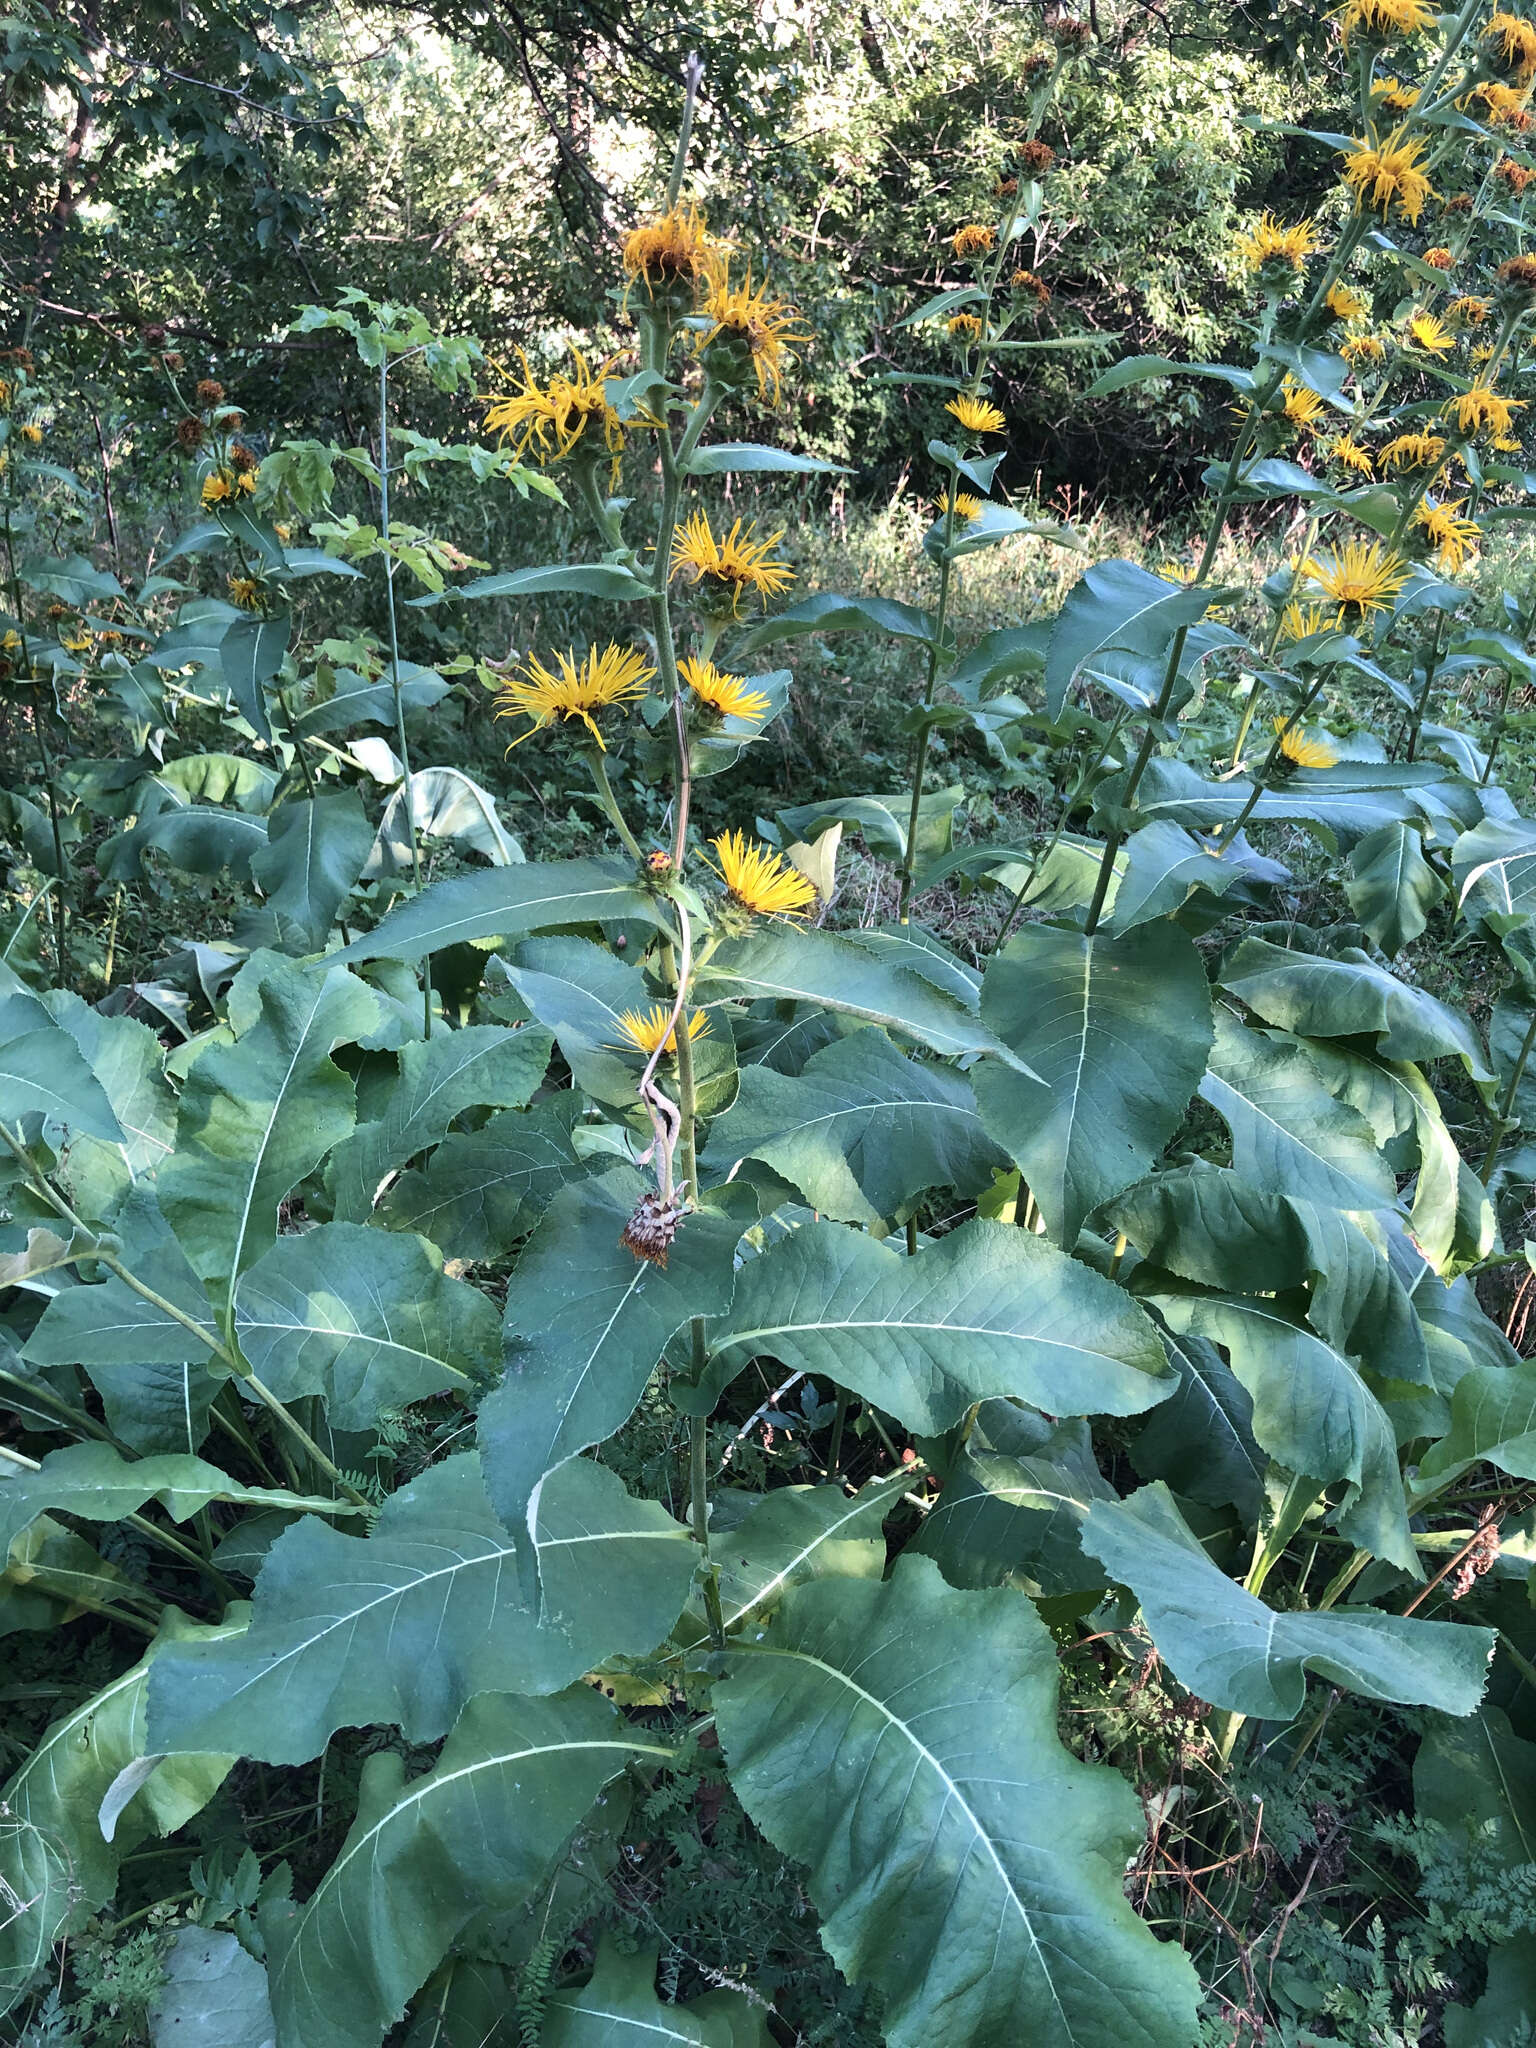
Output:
[{"xmin": 620, "ymin": 1189, "xmax": 688, "ymax": 1268}]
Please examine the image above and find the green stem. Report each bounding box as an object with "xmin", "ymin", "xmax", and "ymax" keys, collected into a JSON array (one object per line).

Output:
[
  {"xmin": 1481, "ymin": 998, "xmax": 1536, "ymax": 1182},
  {"xmin": 898, "ymin": 548, "xmax": 955, "ymax": 922},
  {"xmin": 826, "ymin": 1388, "xmax": 850, "ymax": 1475},
  {"xmin": 587, "ymin": 752, "xmax": 645, "ymax": 862},
  {"xmin": 377, "ymin": 357, "xmax": 430, "ymax": 1039},
  {"xmin": 1214, "ymin": 672, "xmax": 1329, "ymax": 851},
  {"xmin": 29, "ymin": 688, "xmax": 71, "ymax": 987}
]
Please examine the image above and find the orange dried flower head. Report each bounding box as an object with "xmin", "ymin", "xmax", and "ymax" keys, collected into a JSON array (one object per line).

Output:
[
  {"xmin": 1011, "ymin": 268, "xmax": 1051, "ymax": 305},
  {"xmin": 195, "ymin": 379, "xmax": 224, "ymax": 407},
  {"xmin": 1018, "ymin": 138, "xmax": 1056, "ymax": 174},
  {"xmin": 952, "ymin": 223, "xmax": 996, "ymax": 259}
]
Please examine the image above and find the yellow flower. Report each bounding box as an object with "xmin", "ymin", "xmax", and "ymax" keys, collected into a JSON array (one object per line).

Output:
[
  {"xmin": 1380, "ymin": 429, "xmax": 1445, "ymax": 471},
  {"xmin": 1339, "ymin": 0, "xmax": 1434, "ymax": 40},
  {"xmin": 952, "ymin": 224, "xmax": 996, "ymax": 258},
  {"xmin": 1424, "ymin": 246, "xmax": 1454, "ymax": 270},
  {"xmin": 697, "ymin": 258, "xmax": 811, "ymax": 405},
  {"xmin": 1278, "ymin": 600, "xmax": 1344, "ymax": 641},
  {"xmin": 1415, "ymin": 496, "xmax": 1480, "ymax": 570},
  {"xmin": 0, "ymin": 628, "xmax": 20, "ymax": 653},
  {"xmin": 1235, "ymin": 212, "xmax": 1322, "ymax": 273},
  {"xmin": 19, "ymin": 421, "xmax": 42, "ymax": 446},
  {"xmin": 1493, "ymin": 431, "xmax": 1525, "ymax": 453},
  {"xmin": 670, "ymin": 512, "xmax": 794, "ymax": 615},
  {"xmin": 227, "ymin": 575, "xmax": 262, "ymax": 610},
  {"xmin": 1472, "ymin": 342, "xmax": 1498, "ymax": 368},
  {"xmin": 1342, "ymin": 330, "xmax": 1387, "ymax": 366},
  {"xmin": 1406, "ymin": 309, "xmax": 1454, "ymax": 354},
  {"xmin": 494, "ymin": 642, "xmax": 654, "ymax": 751},
  {"xmin": 1470, "ymin": 78, "xmax": 1534, "ymax": 124},
  {"xmin": 1281, "ymin": 376, "xmax": 1326, "ymax": 429},
  {"xmin": 679, "ymin": 655, "xmax": 771, "ymax": 722},
  {"xmin": 1443, "ymin": 383, "xmax": 1526, "ymax": 438},
  {"xmin": 709, "ymin": 830, "xmax": 818, "ymax": 917},
  {"xmin": 201, "ymin": 468, "xmax": 236, "ymax": 505},
  {"xmin": 483, "ymin": 346, "xmax": 631, "ymax": 463},
  {"xmin": 934, "ymin": 490, "xmax": 985, "ymax": 520},
  {"xmin": 1371, "ymin": 74, "xmax": 1421, "ymax": 114},
  {"xmin": 1273, "ymin": 717, "xmax": 1339, "ymax": 767},
  {"xmin": 1341, "ymin": 132, "xmax": 1434, "ymax": 222},
  {"xmin": 612, "ymin": 1003, "xmax": 710, "ymax": 1057},
  {"xmin": 945, "ymin": 393, "xmax": 1007, "ymax": 435},
  {"xmin": 947, "ymin": 312, "xmax": 985, "ymax": 340},
  {"xmin": 1330, "ymin": 434, "xmax": 1374, "ymax": 475},
  {"xmin": 1487, "ymin": 9, "xmax": 1536, "ymax": 83},
  {"xmin": 1448, "ymin": 295, "xmax": 1493, "ymax": 326},
  {"xmin": 622, "ymin": 202, "xmax": 723, "ymax": 299},
  {"xmin": 1326, "ymin": 281, "xmax": 1370, "ymax": 321},
  {"xmin": 60, "ymin": 628, "xmax": 93, "ymax": 655},
  {"xmin": 1301, "ymin": 538, "xmax": 1410, "ymax": 616}
]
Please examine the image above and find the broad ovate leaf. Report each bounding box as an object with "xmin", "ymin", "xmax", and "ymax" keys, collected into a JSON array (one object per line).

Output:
[{"xmin": 715, "ymin": 1554, "xmax": 1200, "ymax": 2048}]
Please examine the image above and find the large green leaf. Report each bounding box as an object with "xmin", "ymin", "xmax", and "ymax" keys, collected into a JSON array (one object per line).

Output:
[
  {"xmin": 336, "ymin": 859, "xmax": 672, "ymax": 965},
  {"xmin": 1151, "ymin": 1291, "xmax": 1416, "ymax": 1571},
  {"xmin": 0, "ymin": 1611, "xmax": 238, "ymax": 2013},
  {"xmin": 1129, "ymin": 1322, "xmax": 1265, "ymax": 1522},
  {"xmin": 730, "ymin": 592, "xmax": 943, "ymax": 657},
  {"xmin": 99, "ymin": 804, "xmax": 269, "ymax": 883},
  {"xmin": 148, "ymin": 1454, "xmax": 693, "ymax": 1763},
  {"xmin": 148, "ymin": 1928, "xmax": 276, "ymax": 2048},
  {"xmin": 232, "ymin": 1223, "xmax": 499, "ymax": 1428},
  {"xmin": 1220, "ymin": 937, "xmax": 1492, "ymax": 1081},
  {"xmin": 0, "ymin": 996, "xmax": 125, "ymax": 1142},
  {"xmin": 327, "ymin": 1022, "xmax": 554, "ymax": 1221},
  {"xmin": 1081, "ymin": 1484, "xmax": 1491, "ymax": 1718},
  {"xmin": 699, "ymin": 1218, "xmax": 1173, "ymax": 1430},
  {"xmin": 1415, "ymin": 1359, "xmax": 1536, "ymax": 1495},
  {"xmin": 261, "ymin": 1688, "xmax": 668, "ymax": 2048},
  {"xmin": 502, "ymin": 936, "xmax": 654, "ymax": 1108},
  {"xmin": 973, "ymin": 922, "xmax": 1213, "ymax": 1245},
  {"xmin": 716, "ymin": 1467, "xmax": 911, "ymax": 1627},
  {"xmin": 1045, "ymin": 558, "xmax": 1220, "ymax": 720},
  {"xmin": 715, "ymin": 1554, "xmax": 1200, "ymax": 2048},
  {"xmin": 1415, "ymin": 1705, "xmax": 1536, "ymax": 1868},
  {"xmin": 250, "ymin": 791, "xmax": 374, "ymax": 952},
  {"xmin": 694, "ymin": 927, "xmax": 1021, "ymax": 1068},
  {"xmin": 0, "ymin": 1442, "xmax": 355, "ymax": 1560},
  {"xmin": 1105, "ymin": 820, "xmax": 1263, "ymax": 936},
  {"xmin": 1345, "ymin": 820, "xmax": 1444, "ymax": 955},
  {"xmin": 41, "ymin": 993, "xmax": 176, "ymax": 1217},
  {"xmin": 1451, "ymin": 814, "xmax": 1536, "ymax": 928},
  {"xmin": 159, "ymin": 959, "xmax": 381, "ymax": 1307},
  {"xmin": 913, "ymin": 1416, "xmax": 1115, "ymax": 1597},
  {"xmin": 777, "ymin": 786, "xmax": 962, "ymax": 866},
  {"xmin": 542, "ymin": 1941, "xmax": 769, "ymax": 2047},
  {"xmin": 701, "ymin": 1028, "xmax": 1007, "ymax": 1225},
  {"xmin": 1125, "ymin": 757, "xmax": 1420, "ymax": 848},
  {"xmin": 218, "ymin": 610, "xmax": 288, "ymax": 741},
  {"xmin": 477, "ymin": 1168, "xmax": 741, "ymax": 1552},
  {"xmin": 380, "ymin": 1097, "xmax": 586, "ymax": 1258},
  {"xmin": 1198, "ymin": 1008, "xmax": 1397, "ymax": 1211}
]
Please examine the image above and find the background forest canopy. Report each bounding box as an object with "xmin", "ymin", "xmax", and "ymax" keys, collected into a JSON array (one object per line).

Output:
[{"xmin": 6, "ymin": 0, "xmax": 1326, "ymax": 507}]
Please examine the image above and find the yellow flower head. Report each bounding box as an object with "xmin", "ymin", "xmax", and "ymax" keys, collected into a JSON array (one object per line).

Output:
[
  {"xmin": 1235, "ymin": 212, "xmax": 1322, "ymax": 274},
  {"xmin": 613, "ymin": 1003, "xmax": 710, "ymax": 1057},
  {"xmin": 201, "ymin": 468, "xmax": 236, "ymax": 505},
  {"xmin": 1415, "ymin": 496, "xmax": 1481, "ymax": 570},
  {"xmin": 1342, "ymin": 330, "xmax": 1387, "ymax": 366},
  {"xmin": 1424, "ymin": 246, "xmax": 1454, "ymax": 271},
  {"xmin": 698, "ymin": 256, "xmax": 811, "ymax": 405},
  {"xmin": 934, "ymin": 490, "xmax": 985, "ymax": 520},
  {"xmin": 670, "ymin": 512, "xmax": 794, "ymax": 616},
  {"xmin": 1443, "ymin": 383, "xmax": 1526, "ymax": 438},
  {"xmin": 946, "ymin": 393, "xmax": 1007, "ymax": 436},
  {"xmin": 1273, "ymin": 717, "xmax": 1339, "ymax": 767},
  {"xmin": 1494, "ymin": 431, "xmax": 1525, "ymax": 452},
  {"xmin": 60, "ymin": 629, "xmax": 93, "ymax": 656},
  {"xmin": 1371, "ymin": 74, "xmax": 1421, "ymax": 114},
  {"xmin": 1281, "ymin": 376, "xmax": 1326, "ymax": 429},
  {"xmin": 1406, "ymin": 309, "xmax": 1454, "ymax": 354},
  {"xmin": 227, "ymin": 575, "xmax": 262, "ymax": 610},
  {"xmin": 622, "ymin": 202, "xmax": 724, "ymax": 300},
  {"xmin": 1330, "ymin": 433, "xmax": 1374, "ymax": 475},
  {"xmin": 0, "ymin": 628, "xmax": 20, "ymax": 653},
  {"xmin": 494, "ymin": 642, "xmax": 654, "ymax": 751},
  {"xmin": 1487, "ymin": 9, "xmax": 1536, "ymax": 83},
  {"xmin": 1448, "ymin": 294, "xmax": 1493, "ymax": 326},
  {"xmin": 1380, "ymin": 429, "xmax": 1446, "ymax": 471},
  {"xmin": 947, "ymin": 312, "xmax": 985, "ymax": 341},
  {"xmin": 1279, "ymin": 600, "xmax": 1345, "ymax": 641},
  {"xmin": 679, "ymin": 655, "xmax": 772, "ymax": 723},
  {"xmin": 482, "ymin": 346, "xmax": 631, "ymax": 464},
  {"xmin": 1341, "ymin": 132, "xmax": 1434, "ymax": 222},
  {"xmin": 709, "ymin": 830, "xmax": 818, "ymax": 918},
  {"xmin": 1471, "ymin": 78, "xmax": 1534, "ymax": 124},
  {"xmin": 19, "ymin": 421, "xmax": 42, "ymax": 446},
  {"xmin": 1326, "ymin": 281, "xmax": 1370, "ymax": 322},
  {"xmin": 952, "ymin": 223, "xmax": 996, "ymax": 258},
  {"xmin": 1301, "ymin": 538, "xmax": 1410, "ymax": 617},
  {"xmin": 1338, "ymin": 0, "xmax": 1434, "ymax": 40}
]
